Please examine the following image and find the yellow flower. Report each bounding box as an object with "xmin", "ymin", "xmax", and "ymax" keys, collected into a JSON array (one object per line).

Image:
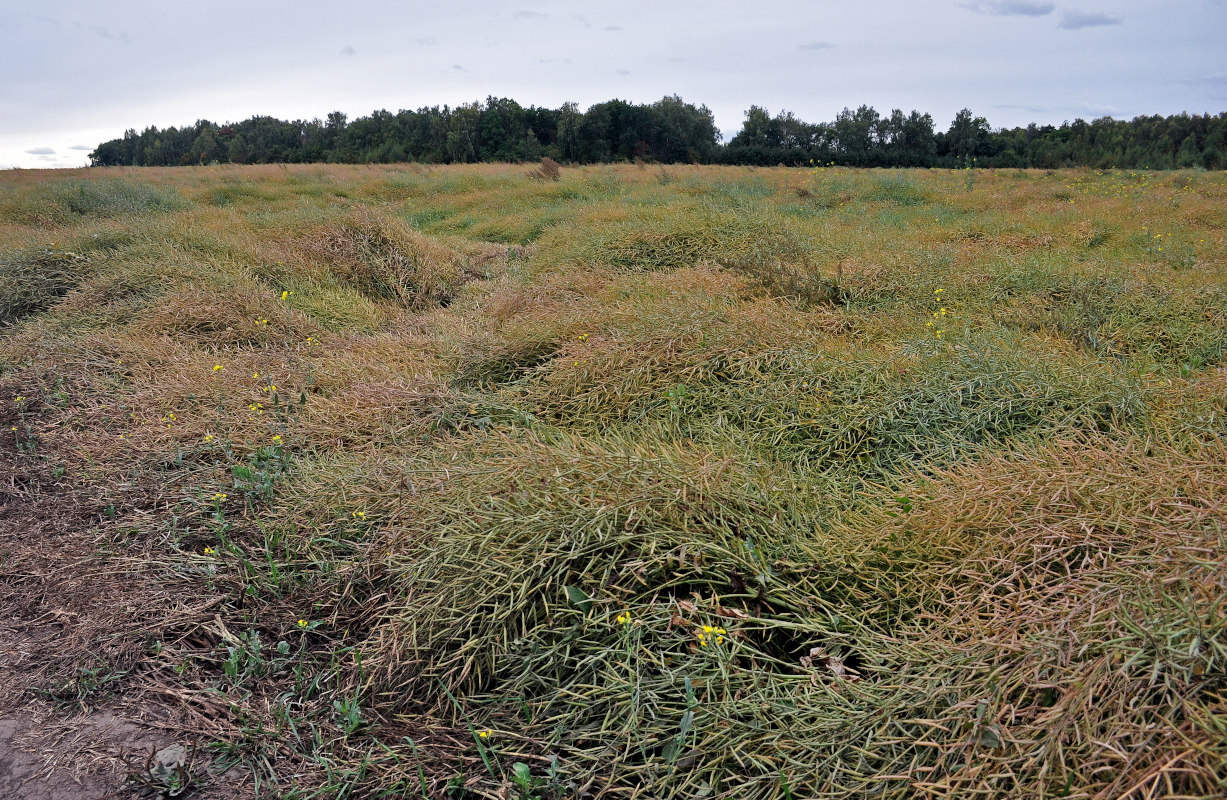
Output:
[
  {"xmin": 253, "ymin": 372, "xmax": 260, "ymax": 379},
  {"xmin": 272, "ymin": 435, "xmax": 282, "ymax": 443},
  {"xmin": 211, "ymin": 492, "xmax": 228, "ymax": 501},
  {"xmin": 14, "ymin": 396, "xmax": 24, "ymax": 403},
  {"xmin": 281, "ymin": 290, "xmax": 292, "ymax": 301},
  {"xmin": 213, "ymin": 364, "xmax": 223, "ymax": 372},
  {"xmin": 477, "ymin": 730, "xmax": 491, "ymax": 739},
  {"xmin": 204, "ymin": 434, "xmax": 214, "ymax": 443},
  {"xmin": 351, "ymin": 510, "xmax": 365, "ymax": 519},
  {"xmin": 615, "ymin": 612, "xmax": 631, "ymax": 626},
  {"xmin": 297, "ymin": 619, "xmax": 308, "ymax": 628},
  {"xmin": 204, "ymin": 546, "xmax": 215, "ymax": 555}
]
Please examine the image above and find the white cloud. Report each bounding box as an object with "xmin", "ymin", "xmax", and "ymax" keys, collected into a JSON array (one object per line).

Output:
[
  {"xmin": 1059, "ymin": 11, "xmax": 1123, "ymax": 29},
  {"xmin": 25, "ymin": 146, "xmax": 56, "ymax": 154},
  {"xmin": 72, "ymin": 22, "xmax": 131, "ymax": 44},
  {"xmin": 965, "ymin": 1, "xmax": 1055, "ymax": 16}
]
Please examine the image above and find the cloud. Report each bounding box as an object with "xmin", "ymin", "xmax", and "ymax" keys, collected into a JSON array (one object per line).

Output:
[
  {"xmin": 964, "ymin": 1, "xmax": 1055, "ymax": 15},
  {"xmin": 410, "ymin": 37, "xmax": 438, "ymax": 46},
  {"xmin": 25, "ymin": 147, "xmax": 55, "ymax": 155},
  {"xmin": 1185, "ymin": 73, "xmax": 1227, "ymax": 97},
  {"xmin": 616, "ymin": 69, "xmax": 631, "ymax": 76},
  {"xmin": 68, "ymin": 145, "xmax": 93, "ymax": 151},
  {"xmin": 452, "ymin": 64, "xmax": 465, "ymax": 71},
  {"xmin": 603, "ymin": 25, "xmax": 623, "ymax": 31},
  {"xmin": 339, "ymin": 45, "xmax": 356, "ymax": 56},
  {"xmin": 798, "ymin": 41, "xmax": 835, "ymax": 50},
  {"xmin": 72, "ymin": 23, "xmax": 131, "ymax": 43},
  {"xmin": 993, "ymin": 103, "xmax": 1052, "ymax": 113},
  {"xmin": 1058, "ymin": 11, "xmax": 1123, "ymax": 29},
  {"xmin": 512, "ymin": 11, "xmax": 547, "ymax": 20}
]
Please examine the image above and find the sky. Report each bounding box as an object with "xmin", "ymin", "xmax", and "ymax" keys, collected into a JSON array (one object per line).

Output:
[{"xmin": 1, "ymin": 0, "xmax": 1225, "ymax": 169}]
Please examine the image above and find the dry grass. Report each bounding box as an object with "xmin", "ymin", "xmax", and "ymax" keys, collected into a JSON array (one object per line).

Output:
[{"xmin": 1, "ymin": 162, "xmax": 1225, "ymax": 799}]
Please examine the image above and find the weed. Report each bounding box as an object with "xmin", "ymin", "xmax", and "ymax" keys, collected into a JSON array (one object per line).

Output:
[{"xmin": 2, "ymin": 163, "xmax": 1224, "ymax": 800}]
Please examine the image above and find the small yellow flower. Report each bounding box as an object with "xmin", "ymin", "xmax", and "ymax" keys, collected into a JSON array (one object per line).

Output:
[
  {"xmin": 204, "ymin": 546, "xmax": 215, "ymax": 555},
  {"xmin": 14, "ymin": 396, "xmax": 24, "ymax": 403},
  {"xmin": 272, "ymin": 434, "xmax": 282, "ymax": 443},
  {"xmin": 211, "ymin": 492, "xmax": 228, "ymax": 501},
  {"xmin": 297, "ymin": 619, "xmax": 308, "ymax": 628},
  {"xmin": 213, "ymin": 364, "xmax": 223, "ymax": 372},
  {"xmin": 253, "ymin": 372, "xmax": 260, "ymax": 379},
  {"xmin": 281, "ymin": 290, "xmax": 292, "ymax": 301},
  {"xmin": 615, "ymin": 612, "xmax": 631, "ymax": 626},
  {"xmin": 204, "ymin": 433, "xmax": 214, "ymax": 443},
  {"xmin": 477, "ymin": 730, "xmax": 491, "ymax": 739},
  {"xmin": 351, "ymin": 510, "xmax": 365, "ymax": 519}
]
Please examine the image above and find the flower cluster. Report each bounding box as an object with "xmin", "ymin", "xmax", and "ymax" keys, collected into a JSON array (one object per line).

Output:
[
  {"xmin": 615, "ymin": 611, "xmax": 631, "ymax": 626},
  {"xmin": 697, "ymin": 624, "xmax": 726, "ymax": 647},
  {"xmin": 926, "ymin": 288, "xmax": 947, "ymax": 337}
]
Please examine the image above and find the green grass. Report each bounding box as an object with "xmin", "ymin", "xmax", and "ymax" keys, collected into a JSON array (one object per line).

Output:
[{"xmin": 2, "ymin": 162, "xmax": 1226, "ymax": 799}]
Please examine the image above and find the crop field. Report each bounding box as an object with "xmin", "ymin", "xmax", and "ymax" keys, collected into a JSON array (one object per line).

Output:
[{"xmin": 1, "ymin": 162, "xmax": 1226, "ymax": 799}]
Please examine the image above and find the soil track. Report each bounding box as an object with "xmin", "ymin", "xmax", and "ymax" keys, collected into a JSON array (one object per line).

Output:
[{"xmin": 0, "ymin": 443, "xmax": 247, "ymax": 799}]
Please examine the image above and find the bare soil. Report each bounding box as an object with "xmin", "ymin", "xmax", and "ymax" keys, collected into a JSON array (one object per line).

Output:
[{"xmin": 0, "ymin": 444, "xmax": 247, "ymax": 799}]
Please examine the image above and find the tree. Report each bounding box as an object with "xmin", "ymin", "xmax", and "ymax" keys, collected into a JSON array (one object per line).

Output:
[
  {"xmin": 1176, "ymin": 133, "xmax": 1202, "ymax": 168},
  {"xmin": 945, "ymin": 108, "xmax": 991, "ymax": 162}
]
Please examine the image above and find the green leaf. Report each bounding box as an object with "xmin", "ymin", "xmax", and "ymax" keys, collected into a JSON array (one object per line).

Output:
[
  {"xmin": 564, "ymin": 585, "xmax": 592, "ymax": 613},
  {"xmin": 977, "ymin": 725, "xmax": 1002, "ymax": 748}
]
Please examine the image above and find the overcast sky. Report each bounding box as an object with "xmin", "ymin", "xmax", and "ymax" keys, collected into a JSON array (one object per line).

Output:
[{"xmin": 2, "ymin": 0, "xmax": 1225, "ymax": 168}]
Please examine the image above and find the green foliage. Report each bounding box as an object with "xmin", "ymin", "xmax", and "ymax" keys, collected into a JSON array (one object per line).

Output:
[
  {"xmin": 0, "ymin": 244, "xmax": 90, "ymax": 324},
  {"xmin": 2, "ymin": 179, "xmax": 189, "ymax": 224},
  {"xmin": 3, "ymin": 164, "xmax": 1225, "ymax": 800},
  {"xmin": 85, "ymin": 102, "xmax": 1227, "ymax": 169}
]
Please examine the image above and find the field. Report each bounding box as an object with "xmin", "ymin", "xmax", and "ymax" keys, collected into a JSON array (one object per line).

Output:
[{"xmin": 1, "ymin": 162, "xmax": 1225, "ymax": 799}]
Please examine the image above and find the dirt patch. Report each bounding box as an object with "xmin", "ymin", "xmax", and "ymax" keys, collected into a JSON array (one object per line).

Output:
[
  {"xmin": 0, "ymin": 708, "xmax": 155, "ymax": 800},
  {"xmin": 0, "ymin": 447, "xmax": 248, "ymax": 799}
]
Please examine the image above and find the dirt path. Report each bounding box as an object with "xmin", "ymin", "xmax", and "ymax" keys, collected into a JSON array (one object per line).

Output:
[{"xmin": 0, "ymin": 442, "xmax": 247, "ymax": 800}]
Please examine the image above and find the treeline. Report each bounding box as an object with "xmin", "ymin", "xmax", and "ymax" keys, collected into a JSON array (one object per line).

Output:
[{"xmin": 90, "ymin": 96, "xmax": 1227, "ymax": 170}]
